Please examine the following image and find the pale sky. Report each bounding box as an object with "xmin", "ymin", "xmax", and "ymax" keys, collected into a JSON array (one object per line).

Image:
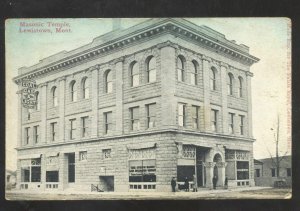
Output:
[{"xmin": 5, "ymin": 18, "xmax": 291, "ymax": 170}]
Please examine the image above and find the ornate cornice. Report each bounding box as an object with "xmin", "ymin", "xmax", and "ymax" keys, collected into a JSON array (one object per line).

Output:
[{"xmin": 14, "ymin": 21, "xmax": 259, "ymax": 84}]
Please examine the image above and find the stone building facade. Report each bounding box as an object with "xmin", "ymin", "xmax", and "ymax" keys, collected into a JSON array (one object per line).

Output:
[{"xmin": 14, "ymin": 18, "xmax": 259, "ymax": 192}]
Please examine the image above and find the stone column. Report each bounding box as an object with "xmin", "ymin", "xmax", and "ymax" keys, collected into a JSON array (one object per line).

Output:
[
  {"xmin": 202, "ymin": 56, "xmax": 211, "ymax": 132},
  {"xmin": 220, "ymin": 63, "xmax": 229, "ymax": 134},
  {"xmin": 59, "ymin": 153, "xmax": 68, "ymax": 190},
  {"xmin": 159, "ymin": 42, "xmax": 177, "ymax": 129},
  {"xmin": 204, "ymin": 162, "xmax": 215, "ymax": 189},
  {"xmin": 17, "ymin": 88, "xmax": 23, "ymax": 147},
  {"xmin": 246, "ymin": 72, "xmax": 253, "ymax": 138},
  {"xmin": 58, "ymin": 77, "xmax": 66, "ymax": 142},
  {"xmin": 90, "ymin": 65, "xmax": 99, "ymax": 138},
  {"xmin": 40, "ymin": 154, "xmax": 46, "ymax": 190},
  {"xmin": 115, "ymin": 57, "xmax": 124, "ymax": 135},
  {"xmin": 16, "ymin": 159, "xmax": 21, "ymax": 190},
  {"xmin": 216, "ymin": 162, "xmax": 227, "ymax": 186},
  {"xmin": 40, "ymin": 83, "xmax": 48, "ymax": 144}
]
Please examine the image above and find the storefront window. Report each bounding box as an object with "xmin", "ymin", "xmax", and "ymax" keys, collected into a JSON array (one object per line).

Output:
[{"xmin": 236, "ymin": 161, "xmax": 249, "ymax": 180}]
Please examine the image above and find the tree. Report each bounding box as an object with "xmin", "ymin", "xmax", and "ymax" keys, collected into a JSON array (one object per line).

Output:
[{"xmin": 267, "ymin": 115, "xmax": 288, "ymax": 178}]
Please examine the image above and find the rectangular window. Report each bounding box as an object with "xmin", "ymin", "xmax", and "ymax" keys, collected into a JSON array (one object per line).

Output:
[
  {"xmin": 146, "ymin": 103, "xmax": 156, "ymax": 129},
  {"xmin": 236, "ymin": 161, "xmax": 249, "ymax": 180},
  {"xmin": 130, "ymin": 107, "xmax": 140, "ymax": 131},
  {"xmin": 178, "ymin": 103, "xmax": 186, "ymax": 127},
  {"xmin": 287, "ymin": 168, "xmax": 291, "ymax": 177},
  {"xmin": 103, "ymin": 149, "xmax": 111, "ymax": 159},
  {"xmin": 81, "ymin": 116, "xmax": 89, "ymax": 137},
  {"xmin": 192, "ymin": 106, "xmax": 200, "ymax": 129},
  {"xmin": 271, "ymin": 168, "xmax": 276, "ymax": 177},
  {"xmin": 79, "ymin": 151, "xmax": 87, "ymax": 161},
  {"xmin": 70, "ymin": 119, "xmax": 76, "ymax": 140},
  {"xmin": 228, "ymin": 113, "xmax": 234, "ymax": 134},
  {"xmin": 239, "ymin": 115, "xmax": 244, "ymax": 135},
  {"xmin": 46, "ymin": 171, "xmax": 59, "ymax": 182},
  {"xmin": 21, "ymin": 167, "xmax": 30, "ymax": 182},
  {"xmin": 50, "ymin": 122, "xmax": 57, "ymax": 142},
  {"xmin": 255, "ymin": 169, "xmax": 260, "ymax": 177},
  {"xmin": 33, "ymin": 126, "xmax": 39, "ymax": 144},
  {"xmin": 211, "ymin": 109, "xmax": 218, "ymax": 132},
  {"xmin": 25, "ymin": 127, "xmax": 30, "ymax": 145},
  {"xmin": 104, "ymin": 112, "xmax": 113, "ymax": 134}
]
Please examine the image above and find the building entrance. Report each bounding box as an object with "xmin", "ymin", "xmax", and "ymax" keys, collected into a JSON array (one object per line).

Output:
[{"xmin": 196, "ymin": 147, "xmax": 206, "ymax": 187}]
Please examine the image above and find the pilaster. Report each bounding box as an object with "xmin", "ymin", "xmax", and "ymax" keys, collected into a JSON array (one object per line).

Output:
[
  {"xmin": 115, "ymin": 57, "xmax": 124, "ymax": 135},
  {"xmin": 246, "ymin": 72, "xmax": 253, "ymax": 137},
  {"xmin": 220, "ymin": 63, "xmax": 229, "ymax": 135},
  {"xmin": 91, "ymin": 65, "xmax": 100, "ymax": 138},
  {"xmin": 17, "ymin": 88, "xmax": 23, "ymax": 147},
  {"xmin": 58, "ymin": 77, "xmax": 66, "ymax": 142},
  {"xmin": 40, "ymin": 83, "xmax": 47, "ymax": 144},
  {"xmin": 202, "ymin": 56, "xmax": 211, "ymax": 132}
]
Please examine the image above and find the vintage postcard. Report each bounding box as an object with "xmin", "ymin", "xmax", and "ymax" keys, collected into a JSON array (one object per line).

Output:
[{"xmin": 5, "ymin": 18, "xmax": 291, "ymax": 200}]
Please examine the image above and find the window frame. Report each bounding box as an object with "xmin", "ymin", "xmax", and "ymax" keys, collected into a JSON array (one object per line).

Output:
[
  {"xmin": 238, "ymin": 76, "xmax": 243, "ymax": 98},
  {"xmin": 146, "ymin": 103, "xmax": 156, "ymax": 129},
  {"xmin": 147, "ymin": 56, "xmax": 156, "ymax": 83},
  {"xmin": 192, "ymin": 105, "xmax": 200, "ymax": 129},
  {"xmin": 79, "ymin": 151, "xmax": 87, "ymax": 161},
  {"xmin": 130, "ymin": 62, "xmax": 139, "ymax": 87},
  {"xmin": 227, "ymin": 73, "xmax": 234, "ymax": 96},
  {"xmin": 81, "ymin": 116, "xmax": 89, "ymax": 138},
  {"xmin": 177, "ymin": 56, "xmax": 185, "ymax": 82},
  {"xmin": 25, "ymin": 127, "xmax": 30, "ymax": 145},
  {"xmin": 70, "ymin": 81, "xmax": 77, "ymax": 102},
  {"xmin": 239, "ymin": 115, "xmax": 245, "ymax": 135},
  {"xmin": 211, "ymin": 109, "xmax": 218, "ymax": 132},
  {"xmin": 102, "ymin": 149, "xmax": 112, "ymax": 159},
  {"xmin": 271, "ymin": 168, "xmax": 276, "ymax": 177},
  {"xmin": 130, "ymin": 107, "xmax": 140, "ymax": 131},
  {"xmin": 210, "ymin": 68, "xmax": 217, "ymax": 91},
  {"xmin": 50, "ymin": 122, "xmax": 57, "ymax": 142},
  {"xmin": 105, "ymin": 70, "xmax": 113, "ymax": 93},
  {"xmin": 82, "ymin": 77, "xmax": 89, "ymax": 99},
  {"xmin": 104, "ymin": 111, "xmax": 113, "ymax": 134},
  {"xmin": 178, "ymin": 103, "xmax": 186, "ymax": 127},
  {"xmin": 52, "ymin": 86, "xmax": 58, "ymax": 107},
  {"xmin": 35, "ymin": 92, "xmax": 40, "ymax": 111},
  {"xmin": 228, "ymin": 112, "xmax": 234, "ymax": 134},
  {"xmin": 69, "ymin": 119, "xmax": 76, "ymax": 140},
  {"xmin": 33, "ymin": 125, "xmax": 39, "ymax": 144},
  {"xmin": 190, "ymin": 60, "xmax": 198, "ymax": 85}
]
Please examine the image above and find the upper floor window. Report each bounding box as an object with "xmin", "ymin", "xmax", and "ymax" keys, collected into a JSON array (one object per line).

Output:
[
  {"xmin": 70, "ymin": 119, "xmax": 76, "ymax": 140},
  {"xmin": 52, "ymin": 86, "xmax": 58, "ymax": 107},
  {"xmin": 82, "ymin": 77, "xmax": 89, "ymax": 99},
  {"xmin": 271, "ymin": 168, "xmax": 276, "ymax": 177},
  {"xmin": 146, "ymin": 103, "xmax": 156, "ymax": 128},
  {"xmin": 35, "ymin": 92, "xmax": 40, "ymax": 111},
  {"xmin": 211, "ymin": 109, "xmax": 218, "ymax": 132},
  {"xmin": 192, "ymin": 105, "xmax": 200, "ymax": 129},
  {"xmin": 33, "ymin": 125, "xmax": 39, "ymax": 144},
  {"xmin": 239, "ymin": 115, "xmax": 245, "ymax": 135},
  {"xmin": 130, "ymin": 107, "xmax": 140, "ymax": 131},
  {"xmin": 190, "ymin": 60, "xmax": 198, "ymax": 85},
  {"xmin": 104, "ymin": 112, "xmax": 113, "ymax": 134},
  {"xmin": 178, "ymin": 103, "xmax": 186, "ymax": 127},
  {"xmin": 130, "ymin": 62, "xmax": 139, "ymax": 87},
  {"xmin": 147, "ymin": 56, "xmax": 156, "ymax": 83},
  {"xmin": 210, "ymin": 67, "xmax": 217, "ymax": 91},
  {"xmin": 50, "ymin": 122, "xmax": 57, "ymax": 142},
  {"xmin": 228, "ymin": 113, "xmax": 234, "ymax": 134},
  {"xmin": 70, "ymin": 81, "xmax": 77, "ymax": 102},
  {"xmin": 227, "ymin": 73, "xmax": 234, "ymax": 95},
  {"xmin": 105, "ymin": 70, "xmax": 113, "ymax": 93},
  {"xmin": 25, "ymin": 127, "xmax": 30, "ymax": 145},
  {"xmin": 81, "ymin": 116, "xmax": 89, "ymax": 138},
  {"xmin": 238, "ymin": 76, "xmax": 244, "ymax": 98},
  {"xmin": 177, "ymin": 56, "xmax": 185, "ymax": 82}
]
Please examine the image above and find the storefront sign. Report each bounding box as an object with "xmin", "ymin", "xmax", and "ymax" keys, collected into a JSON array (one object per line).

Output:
[{"xmin": 21, "ymin": 79, "xmax": 37, "ymax": 109}]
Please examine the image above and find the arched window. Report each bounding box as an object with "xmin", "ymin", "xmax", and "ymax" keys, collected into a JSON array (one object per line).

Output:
[
  {"xmin": 177, "ymin": 56, "xmax": 185, "ymax": 82},
  {"xmin": 191, "ymin": 60, "xmax": 198, "ymax": 85},
  {"xmin": 52, "ymin": 87, "xmax": 58, "ymax": 107},
  {"xmin": 130, "ymin": 62, "xmax": 139, "ymax": 87},
  {"xmin": 35, "ymin": 91, "xmax": 40, "ymax": 111},
  {"xmin": 70, "ymin": 81, "xmax": 77, "ymax": 102},
  {"xmin": 105, "ymin": 70, "xmax": 113, "ymax": 93},
  {"xmin": 210, "ymin": 67, "xmax": 217, "ymax": 90},
  {"xmin": 227, "ymin": 73, "xmax": 234, "ymax": 95},
  {"xmin": 238, "ymin": 76, "xmax": 243, "ymax": 97},
  {"xmin": 147, "ymin": 56, "xmax": 156, "ymax": 83},
  {"xmin": 82, "ymin": 77, "xmax": 89, "ymax": 99}
]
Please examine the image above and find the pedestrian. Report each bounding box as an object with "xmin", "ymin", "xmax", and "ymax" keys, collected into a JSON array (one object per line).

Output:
[
  {"xmin": 224, "ymin": 176, "xmax": 228, "ymax": 189},
  {"xmin": 193, "ymin": 174, "xmax": 197, "ymax": 192},
  {"xmin": 184, "ymin": 177, "xmax": 189, "ymax": 192},
  {"xmin": 171, "ymin": 177, "xmax": 176, "ymax": 192},
  {"xmin": 212, "ymin": 175, "xmax": 217, "ymax": 190}
]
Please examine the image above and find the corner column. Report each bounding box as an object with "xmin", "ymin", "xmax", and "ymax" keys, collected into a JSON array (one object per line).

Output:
[
  {"xmin": 40, "ymin": 83, "xmax": 48, "ymax": 144},
  {"xmin": 115, "ymin": 57, "xmax": 124, "ymax": 135},
  {"xmin": 58, "ymin": 77, "xmax": 66, "ymax": 142},
  {"xmin": 91, "ymin": 65, "xmax": 100, "ymax": 138},
  {"xmin": 203, "ymin": 162, "xmax": 215, "ymax": 189},
  {"xmin": 17, "ymin": 88, "xmax": 23, "ymax": 147},
  {"xmin": 202, "ymin": 56, "xmax": 211, "ymax": 132},
  {"xmin": 220, "ymin": 63, "xmax": 229, "ymax": 134},
  {"xmin": 159, "ymin": 42, "xmax": 177, "ymax": 129},
  {"xmin": 246, "ymin": 72, "xmax": 253, "ymax": 137}
]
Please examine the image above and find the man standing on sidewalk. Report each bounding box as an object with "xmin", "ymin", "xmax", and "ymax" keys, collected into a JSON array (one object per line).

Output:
[
  {"xmin": 213, "ymin": 175, "xmax": 218, "ymax": 190},
  {"xmin": 171, "ymin": 177, "xmax": 176, "ymax": 192}
]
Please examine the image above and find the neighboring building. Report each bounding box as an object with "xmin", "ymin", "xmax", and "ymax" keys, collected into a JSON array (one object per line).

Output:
[
  {"xmin": 6, "ymin": 169, "xmax": 17, "ymax": 190},
  {"xmin": 13, "ymin": 18, "xmax": 259, "ymax": 192},
  {"xmin": 254, "ymin": 155, "xmax": 292, "ymax": 187}
]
